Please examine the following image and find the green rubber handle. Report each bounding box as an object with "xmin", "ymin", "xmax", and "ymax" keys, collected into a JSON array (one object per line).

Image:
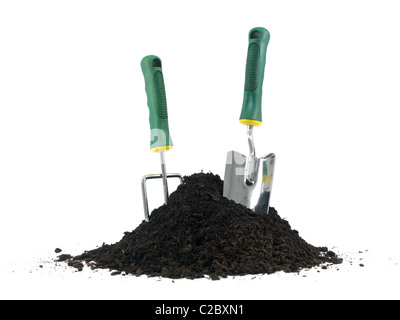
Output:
[
  {"xmin": 239, "ymin": 27, "xmax": 270, "ymax": 127},
  {"xmin": 141, "ymin": 55, "xmax": 173, "ymax": 152}
]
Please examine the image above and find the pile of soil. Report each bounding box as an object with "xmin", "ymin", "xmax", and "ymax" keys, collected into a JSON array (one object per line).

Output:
[{"xmin": 60, "ymin": 172, "xmax": 341, "ymax": 279}]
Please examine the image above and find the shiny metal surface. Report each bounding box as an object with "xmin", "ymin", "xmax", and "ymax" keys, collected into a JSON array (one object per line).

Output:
[
  {"xmin": 223, "ymin": 151, "xmax": 255, "ymax": 208},
  {"xmin": 245, "ymin": 125, "xmax": 258, "ymax": 185},
  {"xmin": 160, "ymin": 152, "xmax": 169, "ymax": 204},
  {"xmin": 141, "ymin": 173, "xmax": 183, "ymax": 222},
  {"xmin": 223, "ymin": 150, "xmax": 275, "ymax": 213},
  {"xmin": 254, "ymin": 153, "xmax": 275, "ymax": 213}
]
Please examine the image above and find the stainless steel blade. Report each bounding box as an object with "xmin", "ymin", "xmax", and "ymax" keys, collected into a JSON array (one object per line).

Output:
[
  {"xmin": 223, "ymin": 150, "xmax": 258, "ymax": 208},
  {"xmin": 254, "ymin": 153, "xmax": 275, "ymax": 213},
  {"xmin": 224, "ymin": 151, "xmax": 275, "ymax": 213}
]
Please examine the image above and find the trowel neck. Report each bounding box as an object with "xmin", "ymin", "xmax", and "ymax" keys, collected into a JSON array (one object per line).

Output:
[{"xmin": 247, "ymin": 125, "xmax": 256, "ymax": 158}]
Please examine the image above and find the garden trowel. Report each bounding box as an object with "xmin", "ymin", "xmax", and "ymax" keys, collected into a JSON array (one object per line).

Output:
[
  {"xmin": 140, "ymin": 55, "xmax": 183, "ymax": 222},
  {"xmin": 223, "ymin": 27, "xmax": 276, "ymax": 213}
]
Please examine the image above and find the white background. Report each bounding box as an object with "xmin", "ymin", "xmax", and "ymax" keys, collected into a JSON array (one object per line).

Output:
[{"xmin": 1, "ymin": 0, "xmax": 400, "ymax": 300}]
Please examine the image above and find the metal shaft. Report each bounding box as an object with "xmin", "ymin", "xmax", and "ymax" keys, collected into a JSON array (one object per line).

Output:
[
  {"xmin": 245, "ymin": 125, "xmax": 258, "ymax": 185},
  {"xmin": 160, "ymin": 152, "xmax": 169, "ymax": 204},
  {"xmin": 247, "ymin": 125, "xmax": 256, "ymax": 158}
]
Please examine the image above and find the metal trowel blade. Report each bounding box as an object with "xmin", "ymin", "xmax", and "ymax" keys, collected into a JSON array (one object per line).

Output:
[{"xmin": 223, "ymin": 150, "xmax": 258, "ymax": 208}]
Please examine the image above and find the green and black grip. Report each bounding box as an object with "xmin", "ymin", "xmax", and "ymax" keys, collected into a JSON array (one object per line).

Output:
[
  {"xmin": 239, "ymin": 27, "xmax": 270, "ymax": 127},
  {"xmin": 141, "ymin": 55, "xmax": 173, "ymax": 152}
]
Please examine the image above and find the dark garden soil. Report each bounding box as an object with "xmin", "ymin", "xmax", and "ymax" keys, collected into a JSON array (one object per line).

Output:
[{"xmin": 59, "ymin": 172, "xmax": 342, "ymax": 279}]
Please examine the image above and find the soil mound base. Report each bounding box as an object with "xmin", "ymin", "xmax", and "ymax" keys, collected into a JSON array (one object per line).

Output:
[{"xmin": 65, "ymin": 172, "xmax": 341, "ymax": 279}]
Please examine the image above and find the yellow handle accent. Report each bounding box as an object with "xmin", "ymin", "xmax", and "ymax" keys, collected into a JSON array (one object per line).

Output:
[
  {"xmin": 239, "ymin": 119, "xmax": 262, "ymax": 126},
  {"xmin": 150, "ymin": 146, "xmax": 173, "ymax": 153}
]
